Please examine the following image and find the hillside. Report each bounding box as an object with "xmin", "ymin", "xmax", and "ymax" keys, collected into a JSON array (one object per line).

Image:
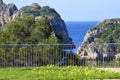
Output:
[
  {"xmin": 0, "ymin": 0, "xmax": 76, "ymax": 66},
  {"xmin": 0, "ymin": 0, "xmax": 72, "ymax": 44},
  {"xmin": 83, "ymin": 19, "xmax": 120, "ymax": 43},
  {"xmin": 77, "ymin": 18, "xmax": 120, "ymax": 61}
]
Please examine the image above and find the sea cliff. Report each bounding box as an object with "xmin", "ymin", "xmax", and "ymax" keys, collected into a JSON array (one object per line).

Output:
[
  {"xmin": 0, "ymin": 0, "xmax": 72, "ymax": 44},
  {"xmin": 77, "ymin": 18, "xmax": 120, "ymax": 61}
]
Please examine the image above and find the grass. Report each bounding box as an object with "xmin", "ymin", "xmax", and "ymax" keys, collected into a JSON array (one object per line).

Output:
[{"xmin": 0, "ymin": 65, "xmax": 120, "ymax": 80}]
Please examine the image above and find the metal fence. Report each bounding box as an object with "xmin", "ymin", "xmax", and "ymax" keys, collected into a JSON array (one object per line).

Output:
[{"xmin": 0, "ymin": 44, "xmax": 120, "ymax": 67}]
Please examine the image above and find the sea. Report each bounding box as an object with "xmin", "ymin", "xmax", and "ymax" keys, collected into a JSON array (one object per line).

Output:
[
  {"xmin": 65, "ymin": 21, "xmax": 99, "ymax": 45},
  {"xmin": 65, "ymin": 21, "xmax": 99, "ymax": 52}
]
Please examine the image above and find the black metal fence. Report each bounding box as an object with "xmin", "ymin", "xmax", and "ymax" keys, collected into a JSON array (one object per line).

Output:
[{"xmin": 0, "ymin": 44, "xmax": 120, "ymax": 67}]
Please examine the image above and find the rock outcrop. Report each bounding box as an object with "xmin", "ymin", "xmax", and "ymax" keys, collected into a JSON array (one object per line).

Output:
[
  {"xmin": 0, "ymin": 0, "xmax": 3, "ymax": 4},
  {"xmin": 0, "ymin": 1, "xmax": 18, "ymax": 26},
  {"xmin": 48, "ymin": 16, "xmax": 71, "ymax": 44},
  {"xmin": 77, "ymin": 18, "xmax": 120, "ymax": 61},
  {"xmin": 0, "ymin": 0, "xmax": 72, "ymax": 44}
]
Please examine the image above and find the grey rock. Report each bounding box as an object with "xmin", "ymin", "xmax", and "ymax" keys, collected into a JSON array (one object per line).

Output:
[
  {"xmin": 31, "ymin": 3, "xmax": 41, "ymax": 9},
  {"xmin": 0, "ymin": 1, "xmax": 18, "ymax": 26},
  {"xmin": 0, "ymin": 0, "xmax": 3, "ymax": 4},
  {"xmin": 48, "ymin": 16, "xmax": 72, "ymax": 44}
]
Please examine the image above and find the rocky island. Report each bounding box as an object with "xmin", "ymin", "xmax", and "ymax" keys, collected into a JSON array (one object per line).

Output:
[
  {"xmin": 0, "ymin": 0, "xmax": 72, "ymax": 44},
  {"xmin": 77, "ymin": 19, "xmax": 120, "ymax": 62}
]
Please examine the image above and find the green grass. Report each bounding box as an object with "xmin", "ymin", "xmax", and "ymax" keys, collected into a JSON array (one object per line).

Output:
[{"xmin": 0, "ymin": 66, "xmax": 120, "ymax": 80}]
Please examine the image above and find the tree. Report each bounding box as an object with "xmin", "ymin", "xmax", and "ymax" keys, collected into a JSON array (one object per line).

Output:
[{"xmin": 0, "ymin": 14, "xmax": 64, "ymax": 66}]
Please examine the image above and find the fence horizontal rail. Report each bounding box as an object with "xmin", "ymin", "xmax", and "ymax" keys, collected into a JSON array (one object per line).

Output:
[
  {"xmin": 0, "ymin": 44, "xmax": 75, "ymax": 47},
  {"xmin": 0, "ymin": 43, "xmax": 120, "ymax": 67}
]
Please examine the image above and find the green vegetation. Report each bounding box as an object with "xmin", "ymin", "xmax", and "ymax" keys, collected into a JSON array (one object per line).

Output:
[
  {"xmin": 0, "ymin": 14, "xmax": 60, "ymax": 44},
  {"xmin": 40, "ymin": 6, "xmax": 61, "ymax": 18},
  {"xmin": 0, "ymin": 66, "xmax": 120, "ymax": 80},
  {"xmin": 0, "ymin": 14, "xmax": 78, "ymax": 67},
  {"xmin": 19, "ymin": 5, "xmax": 60, "ymax": 18},
  {"xmin": 0, "ymin": 14, "xmax": 62, "ymax": 66},
  {"xmin": 19, "ymin": 5, "xmax": 41, "ymax": 16},
  {"xmin": 97, "ymin": 23, "xmax": 120, "ymax": 52},
  {"xmin": 94, "ymin": 24, "xmax": 120, "ymax": 43},
  {"xmin": 78, "ymin": 20, "xmax": 120, "ymax": 63}
]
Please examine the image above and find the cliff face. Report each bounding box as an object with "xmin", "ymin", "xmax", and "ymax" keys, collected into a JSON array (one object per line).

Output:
[
  {"xmin": 48, "ymin": 16, "xmax": 71, "ymax": 44},
  {"xmin": 0, "ymin": 1, "xmax": 18, "ymax": 26},
  {"xmin": 77, "ymin": 19, "xmax": 120, "ymax": 61},
  {"xmin": 82, "ymin": 19, "xmax": 120, "ymax": 44},
  {"xmin": 0, "ymin": 0, "xmax": 72, "ymax": 44}
]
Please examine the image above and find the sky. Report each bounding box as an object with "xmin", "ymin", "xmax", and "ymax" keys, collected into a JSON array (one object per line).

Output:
[{"xmin": 3, "ymin": 0, "xmax": 120, "ymax": 21}]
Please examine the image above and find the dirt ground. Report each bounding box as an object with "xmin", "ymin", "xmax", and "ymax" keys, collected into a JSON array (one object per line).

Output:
[{"xmin": 97, "ymin": 68, "xmax": 120, "ymax": 72}]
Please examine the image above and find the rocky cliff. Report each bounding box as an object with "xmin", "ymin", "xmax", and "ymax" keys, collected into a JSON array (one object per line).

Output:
[
  {"xmin": 77, "ymin": 19, "xmax": 120, "ymax": 61},
  {"xmin": 0, "ymin": 0, "xmax": 18, "ymax": 26},
  {"xmin": 0, "ymin": 0, "xmax": 72, "ymax": 44}
]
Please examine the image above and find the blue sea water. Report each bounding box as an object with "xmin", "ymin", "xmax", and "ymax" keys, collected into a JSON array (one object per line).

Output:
[{"xmin": 65, "ymin": 21, "xmax": 99, "ymax": 45}]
